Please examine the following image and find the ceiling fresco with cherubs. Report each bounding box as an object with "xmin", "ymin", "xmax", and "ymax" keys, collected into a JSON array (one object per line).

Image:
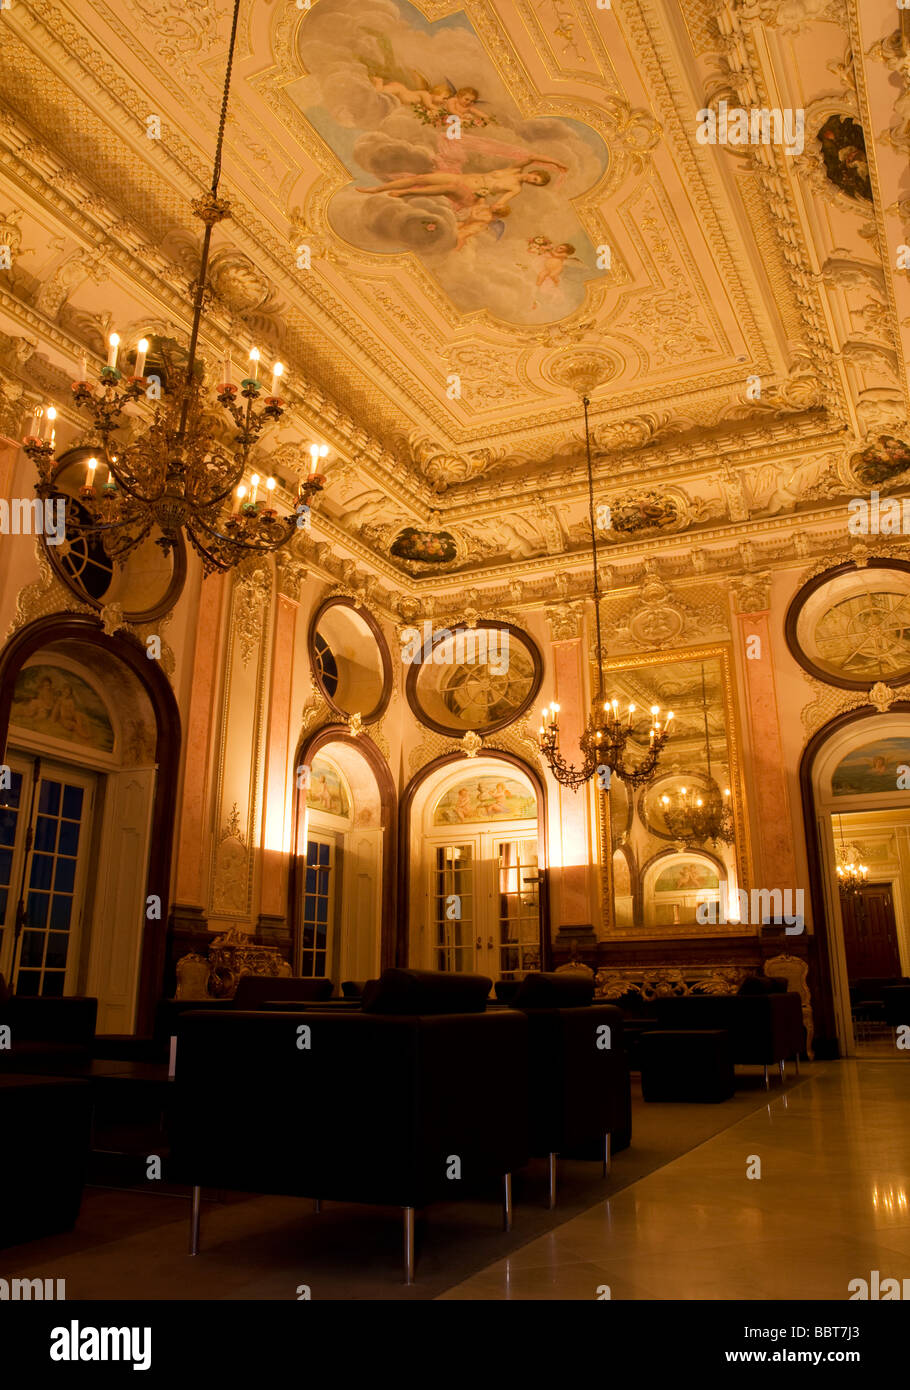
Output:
[{"xmin": 0, "ymin": 0, "xmax": 908, "ymax": 605}]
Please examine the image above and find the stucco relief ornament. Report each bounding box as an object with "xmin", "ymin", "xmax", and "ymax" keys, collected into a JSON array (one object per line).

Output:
[
  {"xmin": 732, "ymin": 572, "xmax": 771, "ymax": 614},
  {"xmin": 547, "ymin": 604, "xmax": 582, "ymax": 642},
  {"xmin": 347, "ymin": 712, "xmax": 364, "ymax": 738},
  {"xmin": 99, "ymin": 602, "xmax": 128, "ymax": 635},
  {"xmin": 868, "ymin": 682, "xmax": 896, "ymax": 714},
  {"xmin": 461, "ymin": 731, "xmax": 483, "ymax": 758}
]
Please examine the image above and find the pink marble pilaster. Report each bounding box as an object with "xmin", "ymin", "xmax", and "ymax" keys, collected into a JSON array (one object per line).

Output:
[
  {"xmin": 173, "ymin": 572, "xmax": 226, "ymax": 906},
  {"xmin": 259, "ymin": 593, "xmax": 297, "ymax": 917},
  {"xmin": 736, "ymin": 610, "xmax": 798, "ymax": 890},
  {"xmin": 551, "ymin": 638, "xmax": 591, "ymax": 926}
]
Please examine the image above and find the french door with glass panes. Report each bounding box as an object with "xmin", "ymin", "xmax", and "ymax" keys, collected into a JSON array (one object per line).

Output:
[
  {"xmin": 428, "ymin": 831, "xmax": 541, "ymax": 980},
  {"xmin": 0, "ymin": 757, "xmax": 95, "ymax": 996},
  {"xmin": 296, "ymin": 833, "xmax": 336, "ymax": 978}
]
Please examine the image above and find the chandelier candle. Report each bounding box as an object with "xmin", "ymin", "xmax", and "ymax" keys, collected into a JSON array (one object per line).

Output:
[
  {"xmin": 81, "ymin": 457, "xmax": 98, "ymax": 501},
  {"xmin": 134, "ymin": 339, "xmax": 149, "ymax": 379},
  {"xmin": 107, "ymin": 333, "xmax": 119, "ymax": 370}
]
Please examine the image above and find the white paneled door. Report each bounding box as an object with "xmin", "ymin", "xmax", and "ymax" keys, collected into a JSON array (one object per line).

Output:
[
  {"xmin": 428, "ymin": 831, "xmax": 541, "ymax": 980},
  {"xmin": 0, "ymin": 757, "xmax": 95, "ymax": 996}
]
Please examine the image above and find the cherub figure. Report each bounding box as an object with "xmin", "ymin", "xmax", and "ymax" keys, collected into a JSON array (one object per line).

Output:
[
  {"xmin": 525, "ymin": 237, "xmax": 583, "ymax": 306},
  {"xmin": 369, "ymin": 75, "xmax": 489, "ymax": 128},
  {"xmin": 454, "ymin": 201, "xmax": 509, "ymax": 249}
]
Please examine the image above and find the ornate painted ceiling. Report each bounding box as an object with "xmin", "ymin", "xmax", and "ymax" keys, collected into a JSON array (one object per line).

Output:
[{"xmin": 0, "ymin": 0, "xmax": 908, "ymax": 609}]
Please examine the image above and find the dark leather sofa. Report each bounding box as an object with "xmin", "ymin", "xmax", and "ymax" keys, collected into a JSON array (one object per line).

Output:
[
  {"xmin": 0, "ymin": 988, "xmax": 98, "ymax": 1075},
  {"xmin": 653, "ymin": 985, "xmax": 804, "ymax": 1087},
  {"xmin": 505, "ymin": 972, "xmax": 631, "ymax": 1206},
  {"xmin": 0, "ymin": 1073, "xmax": 92, "ymax": 1248},
  {"xmin": 170, "ymin": 970, "xmax": 529, "ymax": 1282}
]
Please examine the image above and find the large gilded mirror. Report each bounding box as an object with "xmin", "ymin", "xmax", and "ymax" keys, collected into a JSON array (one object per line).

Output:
[{"xmin": 598, "ymin": 644, "xmax": 752, "ymax": 937}]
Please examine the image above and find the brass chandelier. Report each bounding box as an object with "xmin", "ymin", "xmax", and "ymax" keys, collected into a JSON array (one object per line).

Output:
[
  {"xmin": 659, "ymin": 663, "xmax": 734, "ymax": 848},
  {"xmin": 537, "ymin": 396, "xmax": 673, "ymax": 790},
  {"xmin": 835, "ymin": 816, "xmax": 868, "ymax": 897},
  {"xmin": 23, "ymin": 0, "xmax": 317, "ymax": 582}
]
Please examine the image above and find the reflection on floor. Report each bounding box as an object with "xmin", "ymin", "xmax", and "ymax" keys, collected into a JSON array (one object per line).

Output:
[
  {"xmin": 440, "ymin": 1060, "xmax": 910, "ymax": 1301},
  {"xmin": 852, "ymin": 1021, "xmax": 901, "ymax": 1058}
]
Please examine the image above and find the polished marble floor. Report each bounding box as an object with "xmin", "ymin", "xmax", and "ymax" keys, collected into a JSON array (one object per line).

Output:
[{"xmin": 439, "ymin": 1060, "xmax": 910, "ymax": 1300}]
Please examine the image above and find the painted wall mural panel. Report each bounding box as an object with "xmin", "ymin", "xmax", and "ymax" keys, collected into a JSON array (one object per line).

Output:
[
  {"xmin": 832, "ymin": 738, "xmax": 910, "ymax": 796},
  {"xmin": 306, "ymin": 757, "xmax": 352, "ymax": 817},
  {"xmin": 293, "ymin": 0, "xmax": 608, "ymax": 325},
  {"xmin": 11, "ymin": 664, "xmax": 114, "ymax": 753},
  {"xmin": 433, "ymin": 775, "xmax": 536, "ymax": 824}
]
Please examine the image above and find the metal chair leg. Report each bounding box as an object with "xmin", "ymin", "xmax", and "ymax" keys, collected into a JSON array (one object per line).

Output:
[
  {"xmin": 314, "ymin": 1199, "xmax": 321, "ymax": 1214},
  {"xmin": 795, "ymin": 1054, "xmax": 800, "ymax": 1075},
  {"xmin": 403, "ymin": 1207, "xmax": 415, "ymax": 1284},
  {"xmin": 548, "ymin": 1153, "xmax": 557, "ymax": 1210},
  {"xmin": 503, "ymin": 1172, "xmax": 513, "ymax": 1232},
  {"xmin": 603, "ymin": 1132, "xmax": 612, "ymax": 1178},
  {"xmin": 778, "ymin": 1059, "xmax": 786, "ymax": 1083},
  {"xmin": 189, "ymin": 1185, "xmax": 201, "ymax": 1256},
  {"xmin": 763, "ymin": 1064, "xmax": 769, "ymax": 1091}
]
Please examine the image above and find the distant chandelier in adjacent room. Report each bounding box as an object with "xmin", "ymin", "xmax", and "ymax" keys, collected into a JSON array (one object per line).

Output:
[
  {"xmin": 835, "ymin": 816, "xmax": 868, "ymax": 897},
  {"xmin": 23, "ymin": 0, "xmax": 316, "ymax": 581},
  {"xmin": 659, "ymin": 663, "xmax": 734, "ymax": 848},
  {"xmin": 537, "ymin": 395, "xmax": 672, "ymax": 790}
]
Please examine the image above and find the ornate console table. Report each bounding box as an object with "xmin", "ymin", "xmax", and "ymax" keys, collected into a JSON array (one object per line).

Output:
[{"xmin": 175, "ymin": 926, "xmax": 292, "ymax": 1000}]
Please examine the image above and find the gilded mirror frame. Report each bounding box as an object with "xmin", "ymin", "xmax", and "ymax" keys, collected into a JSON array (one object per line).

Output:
[{"xmin": 596, "ymin": 642, "xmax": 754, "ymax": 939}]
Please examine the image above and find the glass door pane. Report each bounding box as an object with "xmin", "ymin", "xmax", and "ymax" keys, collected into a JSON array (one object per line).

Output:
[
  {"xmin": 433, "ymin": 843, "xmax": 475, "ymax": 972},
  {"xmin": 299, "ymin": 837, "xmax": 334, "ymax": 978},
  {"xmin": 15, "ymin": 773, "xmax": 91, "ymax": 997},
  {"xmin": 0, "ymin": 768, "xmax": 25, "ymax": 974},
  {"xmin": 495, "ymin": 838, "xmax": 541, "ymax": 980}
]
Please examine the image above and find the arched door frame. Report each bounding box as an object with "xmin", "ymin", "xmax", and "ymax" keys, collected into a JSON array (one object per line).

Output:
[
  {"xmin": 799, "ymin": 700, "xmax": 910, "ymax": 1057},
  {"xmin": 291, "ymin": 725, "xmax": 398, "ymax": 973},
  {"xmin": 399, "ymin": 749, "xmax": 551, "ymax": 973},
  {"xmin": 0, "ymin": 614, "xmax": 181, "ymax": 1034}
]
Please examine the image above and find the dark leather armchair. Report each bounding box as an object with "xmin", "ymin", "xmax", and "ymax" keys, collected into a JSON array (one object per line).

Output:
[
  {"xmin": 653, "ymin": 989, "xmax": 805, "ymax": 1087},
  {"xmin": 170, "ymin": 970, "xmax": 529, "ymax": 1282},
  {"xmin": 0, "ymin": 993, "xmax": 98, "ymax": 1075},
  {"xmin": 508, "ymin": 972, "xmax": 631, "ymax": 1206}
]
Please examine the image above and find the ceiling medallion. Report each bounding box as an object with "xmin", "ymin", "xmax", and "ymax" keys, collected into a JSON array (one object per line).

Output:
[
  {"xmin": 23, "ymin": 0, "xmax": 320, "ymax": 590},
  {"xmin": 547, "ymin": 351, "xmax": 616, "ymax": 397}
]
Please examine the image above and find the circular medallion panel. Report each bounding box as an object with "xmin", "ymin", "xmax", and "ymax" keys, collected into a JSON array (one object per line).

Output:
[
  {"xmin": 405, "ymin": 622, "xmax": 542, "ymax": 736},
  {"xmin": 308, "ymin": 598, "xmax": 392, "ymax": 724},
  {"xmin": 41, "ymin": 449, "xmax": 185, "ymax": 622},
  {"xmin": 787, "ymin": 562, "xmax": 910, "ymax": 690}
]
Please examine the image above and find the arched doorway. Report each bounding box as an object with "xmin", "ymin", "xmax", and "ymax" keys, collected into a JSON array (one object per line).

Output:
[
  {"xmin": 801, "ymin": 704, "xmax": 910, "ymax": 1056},
  {"xmin": 400, "ymin": 752, "xmax": 551, "ymax": 979},
  {"xmin": 0, "ymin": 615, "xmax": 180, "ymax": 1034},
  {"xmin": 290, "ymin": 726, "xmax": 397, "ymax": 984}
]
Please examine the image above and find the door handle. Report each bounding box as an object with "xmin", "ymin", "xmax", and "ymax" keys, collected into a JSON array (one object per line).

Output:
[
  {"xmin": 475, "ymin": 936, "xmax": 482, "ymax": 950},
  {"xmin": 488, "ymin": 936, "xmax": 494, "ymax": 950}
]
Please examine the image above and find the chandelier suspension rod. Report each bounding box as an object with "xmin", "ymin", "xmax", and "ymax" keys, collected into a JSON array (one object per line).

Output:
[
  {"xmin": 177, "ymin": 0, "xmax": 243, "ymax": 443},
  {"xmin": 583, "ymin": 394, "xmax": 605, "ymax": 701},
  {"xmin": 701, "ymin": 662, "xmax": 713, "ymax": 783}
]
